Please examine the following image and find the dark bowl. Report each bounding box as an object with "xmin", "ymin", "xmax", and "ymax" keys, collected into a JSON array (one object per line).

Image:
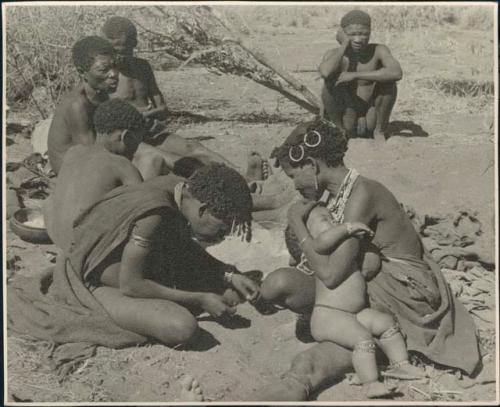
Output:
[{"xmin": 9, "ymin": 207, "xmax": 52, "ymax": 244}]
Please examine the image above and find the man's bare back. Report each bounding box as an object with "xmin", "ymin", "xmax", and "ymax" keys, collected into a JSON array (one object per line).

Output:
[
  {"xmin": 45, "ymin": 144, "xmax": 142, "ymax": 252},
  {"xmin": 47, "ymin": 84, "xmax": 102, "ymax": 174}
]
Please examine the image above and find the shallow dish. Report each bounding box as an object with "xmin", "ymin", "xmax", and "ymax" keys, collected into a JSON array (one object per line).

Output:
[{"xmin": 10, "ymin": 207, "xmax": 52, "ymax": 244}]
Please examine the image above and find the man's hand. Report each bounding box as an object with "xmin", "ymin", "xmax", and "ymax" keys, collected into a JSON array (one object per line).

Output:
[
  {"xmin": 287, "ymin": 200, "xmax": 318, "ymax": 224},
  {"xmin": 335, "ymin": 71, "xmax": 357, "ymax": 86},
  {"xmin": 199, "ymin": 293, "xmax": 236, "ymax": 318},
  {"xmin": 336, "ymin": 28, "xmax": 349, "ymax": 46},
  {"xmin": 231, "ymin": 274, "xmax": 259, "ymax": 302}
]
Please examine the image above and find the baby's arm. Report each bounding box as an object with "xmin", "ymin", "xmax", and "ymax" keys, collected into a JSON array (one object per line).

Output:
[{"xmin": 311, "ymin": 222, "xmax": 374, "ymax": 255}]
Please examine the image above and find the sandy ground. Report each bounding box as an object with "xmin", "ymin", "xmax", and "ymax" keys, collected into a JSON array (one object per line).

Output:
[{"xmin": 5, "ymin": 24, "xmax": 497, "ymax": 403}]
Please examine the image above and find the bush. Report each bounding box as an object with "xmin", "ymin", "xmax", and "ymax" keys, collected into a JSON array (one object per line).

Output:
[{"xmin": 5, "ymin": 6, "xmax": 120, "ymax": 117}]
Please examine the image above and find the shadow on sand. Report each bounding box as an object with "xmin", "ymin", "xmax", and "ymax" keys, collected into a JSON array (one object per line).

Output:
[{"xmin": 387, "ymin": 120, "xmax": 429, "ymax": 139}]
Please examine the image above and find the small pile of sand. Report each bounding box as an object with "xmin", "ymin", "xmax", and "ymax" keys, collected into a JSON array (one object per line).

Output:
[{"xmin": 207, "ymin": 225, "xmax": 289, "ymax": 277}]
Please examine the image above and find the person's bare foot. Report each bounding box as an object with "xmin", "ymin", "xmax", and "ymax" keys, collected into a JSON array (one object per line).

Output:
[
  {"xmin": 382, "ymin": 360, "xmax": 426, "ymax": 380},
  {"xmin": 365, "ymin": 380, "xmax": 397, "ymax": 398},
  {"xmin": 246, "ymin": 152, "xmax": 270, "ymax": 181},
  {"xmin": 178, "ymin": 375, "xmax": 204, "ymax": 401}
]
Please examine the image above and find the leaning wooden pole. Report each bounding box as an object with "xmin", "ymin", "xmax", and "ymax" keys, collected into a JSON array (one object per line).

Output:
[
  {"xmin": 223, "ymin": 37, "xmax": 321, "ymax": 114},
  {"xmin": 208, "ymin": 6, "xmax": 321, "ymax": 114},
  {"xmin": 148, "ymin": 5, "xmax": 322, "ymax": 115}
]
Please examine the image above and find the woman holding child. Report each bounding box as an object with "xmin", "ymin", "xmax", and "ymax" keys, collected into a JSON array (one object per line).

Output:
[{"xmin": 258, "ymin": 118, "xmax": 480, "ymax": 400}]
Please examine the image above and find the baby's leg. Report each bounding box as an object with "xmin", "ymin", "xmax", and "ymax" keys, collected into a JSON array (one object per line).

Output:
[
  {"xmin": 311, "ymin": 307, "xmax": 377, "ymax": 382},
  {"xmin": 311, "ymin": 306, "xmax": 396, "ymax": 398},
  {"xmin": 357, "ymin": 308, "xmax": 424, "ymax": 380}
]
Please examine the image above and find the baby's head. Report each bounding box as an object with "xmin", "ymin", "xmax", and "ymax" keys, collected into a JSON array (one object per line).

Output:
[{"xmin": 306, "ymin": 205, "xmax": 334, "ymax": 238}]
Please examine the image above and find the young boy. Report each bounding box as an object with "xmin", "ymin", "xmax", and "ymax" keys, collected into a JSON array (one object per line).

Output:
[
  {"xmin": 47, "ymin": 36, "xmax": 119, "ymax": 174},
  {"xmin": 44, "ymin": 99, "xmax": 145, "ymax": 254},
  {"xmin": 319, "ymin": 10, "xmax": 402, "ymax": 141},
  {"xmin": 102, "ymin": 16, "xmax": 168, "ymax": 121},
  {"xmin": 101, "ymin": 16, "xmax": 239, "ymax": 172},
  {"xmin": 303, "ymin": 205, "xmax": 424, "ymax": 398}
]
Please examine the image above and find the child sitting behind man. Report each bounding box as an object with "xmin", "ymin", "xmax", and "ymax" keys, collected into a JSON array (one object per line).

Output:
[{"xmin": 288, "ymin": 204, "xmax": 424, "ymax": 398}]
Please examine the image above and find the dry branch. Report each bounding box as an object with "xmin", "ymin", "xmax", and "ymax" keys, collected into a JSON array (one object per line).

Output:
[{"xmin": 132, "ymin": 5, "xmax": 320, "ymax": 115}]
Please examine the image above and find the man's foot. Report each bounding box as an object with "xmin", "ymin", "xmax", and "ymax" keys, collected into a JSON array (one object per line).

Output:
[
  {"xmin": 295, "ymin": 312, "xmax": 315, "ymax": 343},
  {"xmin": 364, "ymin": 380, "xmax": 398, "ymax": 399},
  {"xmin": 246, "ymin": 152, "xmax": 270, "ymax": 181},
  {"xmin": 382, "ymin": 360, "xmax": 426, "ymax": 380},
  {"xmin": 373, "ymin": 129, "xmax": 386, "ymax": 143},
  {"xmin": 178, "ymin": 375, "xmax": 204, "ymax": 401}
]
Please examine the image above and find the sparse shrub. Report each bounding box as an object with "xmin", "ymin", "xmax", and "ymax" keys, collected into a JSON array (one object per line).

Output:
[{"xmin": 5, "ymin": 5, "xmax": 120, "ymax": 118}]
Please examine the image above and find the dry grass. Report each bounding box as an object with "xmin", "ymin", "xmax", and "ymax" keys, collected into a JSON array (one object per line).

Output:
[
  {"xmin": 229, "ymin": 5, "xmax": 493, "ymax": 31},
  {"xmin": 4, "ymin": 4, "xmax": 495, "ymax": 122},
  {"xmin": 5, "ymin": 6, "xmax": 120, "ymax": 117}
]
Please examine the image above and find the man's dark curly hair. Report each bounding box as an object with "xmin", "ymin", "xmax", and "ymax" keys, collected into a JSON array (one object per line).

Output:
[
  {"xmin": 93, "ymin": 99, "xmax": 146, "ymax": 134},
  {"xmin": 72, "ymin": 36, "xmax": 115, "ymax": 72},
  {"xmin": 270, "ymin": 117, "xmax": 348, "ymax": 168},
  {"xmin": 187, "ymin": 163, "xmax": 253, "ymax": 242},
  {"xmin": 173, "ymin": 157, "xmax": 205, "ymax": 179},
  {"xmin": 102, "ymin": 16, "xmax": 138, "ymax": 45}
]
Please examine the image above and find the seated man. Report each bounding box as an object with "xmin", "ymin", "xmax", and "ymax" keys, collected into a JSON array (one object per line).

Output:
[
  {"xmin": 101, "ymin": 16, "xmax": 240, "ymax": 175},
  {"xmin": 319, "ymin": 10, "xmax": 402, "ymax": 141},
  {"xmin": 47, "ymin": 36, "xmax": 118, "ymax": 174},
  {"xmin": 45, "ymin": 35, "xmax": 239, "ymax": 179},
  {"xmin": 45, "ymin": 99, "xmax": 144, "ymax": 253},
  {"xmin": 86, "ymin": 164, "xmax": 262, "ymax": 346},
  {"xmin": 9, "ymin": 164, "xmax": 261, "ymax": 372}
]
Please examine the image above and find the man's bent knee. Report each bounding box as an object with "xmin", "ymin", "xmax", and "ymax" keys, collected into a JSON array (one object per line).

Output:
[
  {"xmin": 260, "ymin": 268, "xmax": 294, "ymax": 302},
  {"xmin": 155, "ymin": 312, "xmax": 198, "ymax": 346}
]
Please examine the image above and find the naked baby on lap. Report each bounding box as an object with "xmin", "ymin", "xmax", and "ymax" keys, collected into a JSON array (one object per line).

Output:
[{"xmin": 304, "ymin": 205, "xmax": 423, "ymax": 398}]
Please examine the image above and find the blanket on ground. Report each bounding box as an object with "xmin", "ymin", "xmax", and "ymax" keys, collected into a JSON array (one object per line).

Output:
[{"xmin": 404, "ymin": 205, "xmax": 492, "ymax": 269}]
